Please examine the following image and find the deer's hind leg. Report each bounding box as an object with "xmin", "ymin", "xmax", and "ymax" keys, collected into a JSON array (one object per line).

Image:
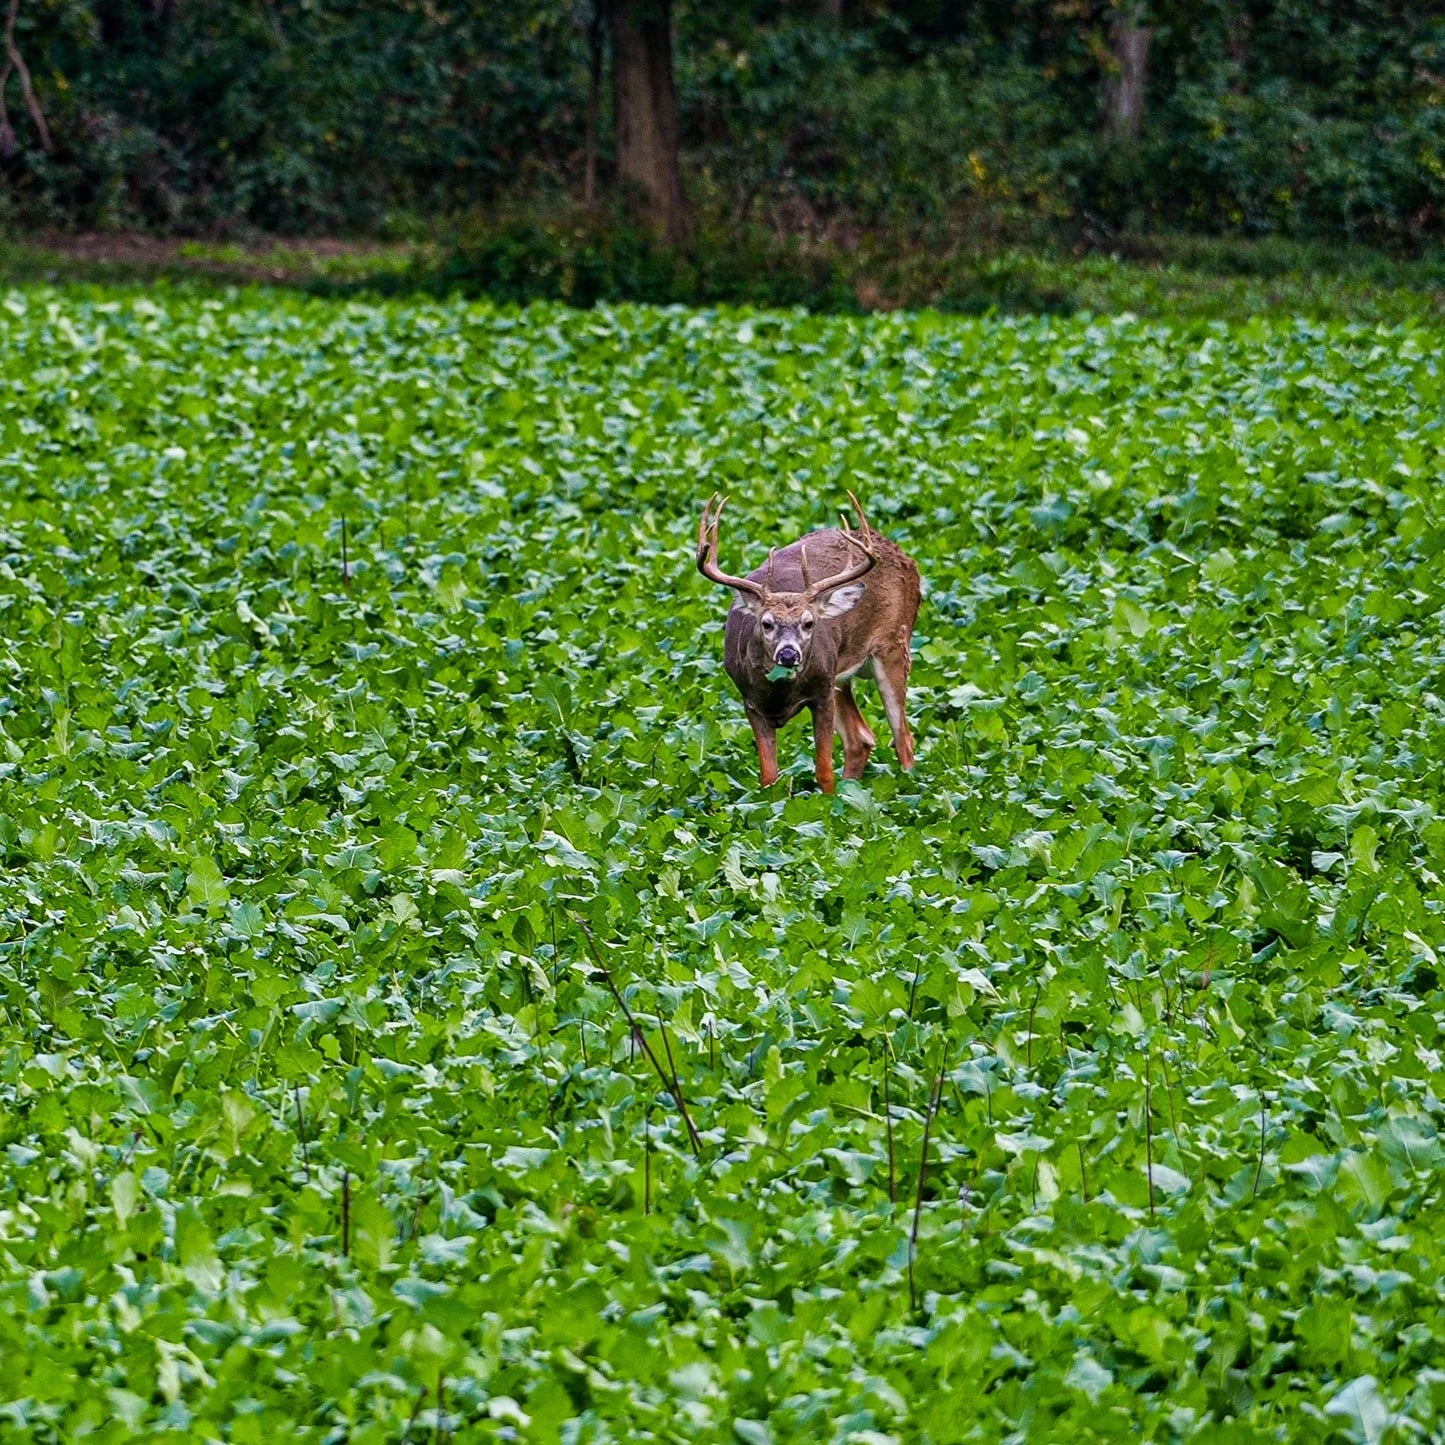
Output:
[
  {"xmin": 834, "ymin": 679, "xmax": 875, "ymax": 780},
  {"xmin": 872, "ymin": 646, "xmax": 915, "ymax": 771}
]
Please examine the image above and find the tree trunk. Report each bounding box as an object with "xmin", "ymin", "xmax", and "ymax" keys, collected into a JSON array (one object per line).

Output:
[
  {"xmin": 610, "ymin": 0, "xmax": 686, "ymax": 241},
  {"xmin": 0, "ymin": 0, "xmax": 52, "ymax": 156},
  {"xmin": 1102, "ymin": 10, "xmax": 1152, "ymax": 142},
  {"xmin": 1224, "ymin": 3, "xmax": 1248, "ymax": 93},
  {"xmin": 583, "ymin": 1, "xmax": 603, "ymax": 208}
]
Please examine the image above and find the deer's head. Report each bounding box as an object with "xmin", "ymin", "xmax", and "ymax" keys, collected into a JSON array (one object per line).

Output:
[{"xmin": 696, "ymin": 493, "xmax": 877, "ymax": 674}]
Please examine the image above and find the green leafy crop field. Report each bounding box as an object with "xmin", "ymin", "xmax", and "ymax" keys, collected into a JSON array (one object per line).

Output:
[{"xmin": 2, "ymin": 289, "xmax": 1444, "ymax": 1442}]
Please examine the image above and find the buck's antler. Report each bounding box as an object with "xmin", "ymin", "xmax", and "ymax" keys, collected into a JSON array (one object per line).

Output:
[
  {"xmin": 839, "ymin": 489, "xmax": 871, "ymax": 539},
  {"xmin": 803, "ymin": 491, "xmax": 877, "ymax": 600},
  {"xmin": 697, "ymin": 494, "xmax": 766, "ymax": 599}
]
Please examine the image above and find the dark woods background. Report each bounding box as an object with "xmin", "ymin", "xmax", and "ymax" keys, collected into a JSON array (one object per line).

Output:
[{"xmin": 2, "ymin": 0, "xmax": 1443, "ymax": 254}]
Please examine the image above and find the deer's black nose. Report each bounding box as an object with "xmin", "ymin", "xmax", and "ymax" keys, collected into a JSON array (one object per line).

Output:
[{"xmin": 777, "ymin": 646, "xmax": 801, "ymax": 668}]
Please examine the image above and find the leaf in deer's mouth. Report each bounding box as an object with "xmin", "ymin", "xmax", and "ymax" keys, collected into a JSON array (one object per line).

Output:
[{"xmin": 767, "ymin": 664, "xmax": 797, "ymax": 682}]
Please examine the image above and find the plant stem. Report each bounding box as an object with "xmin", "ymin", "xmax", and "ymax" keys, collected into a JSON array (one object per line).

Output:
[
  {"xmin": 294, "ymin": 1085, "xmax": 310, "ymax": 1182},
  {"xmin": 1252, "ymin": 1090, "xmax": 1267, "ymax": 1198},
  {"xmin": 882, "ymin": 1053, "xmax": 896, "ymax": 1205},
  {"xmin": 1144, "ymin": 1049, "xmax": 1155, "ymax": 1218},
  {"xmin": 1027, "ymin": 978, "xmax": 1043, "ymax": 1067},
  {"xmin": 906, "ymin": 955, "xmax": 924, "ymax": 1018}
]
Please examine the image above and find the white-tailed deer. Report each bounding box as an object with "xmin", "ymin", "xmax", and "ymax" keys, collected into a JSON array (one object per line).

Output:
[{"xmin": 696, "ymin": 492, "xmax": 921, "ymax": 793}]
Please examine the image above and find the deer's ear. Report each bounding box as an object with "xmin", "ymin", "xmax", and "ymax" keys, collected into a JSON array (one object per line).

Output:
[
  {"xmin": 731, "ymin": 592, "xmax": 763, "ymax": 616},
  {"xmin": 818, "ymin": 582, "xmax": 865, "ymax": 619}
]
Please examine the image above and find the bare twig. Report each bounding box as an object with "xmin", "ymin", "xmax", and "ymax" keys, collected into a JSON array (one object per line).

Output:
[
  {"xmin": 400, "ymin": 1386, "xmax": 428, "ymax": 1444},
  {"xmin": 908, "ymin": 1058, "xmax": 946, "ymax": 1312},
  {"xmin": 260, "ymin": 0, "xmax": 287, "ymax": 53},
  {"xmin": 658, "ymin": 1020, "xmax": 686, "ymax": 1113},
  {"xmin": 573, "ymin": 917, "xmax": 702, "ymax": 1156},
  {"xmin": 0, "ymin": 0, "xmax": 52, "ymax": 157},
  {"xmin": 0, "ymin": 58, "xmax": 12, "ymax": 159}
]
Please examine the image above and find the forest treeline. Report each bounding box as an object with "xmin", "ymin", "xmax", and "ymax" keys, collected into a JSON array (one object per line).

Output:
[{"xmin": 1, "ymin": 0, "xmax": 1442, "ymax": 247}]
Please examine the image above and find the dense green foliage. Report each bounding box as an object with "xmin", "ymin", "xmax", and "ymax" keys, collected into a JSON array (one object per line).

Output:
[
  {"xmin": 3, "ymin": 287, "xmax": 1445, "ymax": 1440},
  {"xmin": 5, "ymin": 229, "xmax": 1445, "ymax": 325},
  {"xmin": 4, "ymin": 0, "xmax": 582, "ymax": 234},
  {"xmin": 420, "ymin": 220, "xmax": 1445, "ymax": 320},
  {"xmin": 4, "ymin": 0, "xmax": 1445, "ymax": 245}
]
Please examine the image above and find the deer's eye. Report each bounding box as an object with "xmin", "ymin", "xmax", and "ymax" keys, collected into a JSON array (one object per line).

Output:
[
  {"xmin": 760, "ymin": 616, "xmax": 775, "ymax": 632},
  {"xmin": 801, "ymin": 615, "xmax": 814, "ymax": 631}
]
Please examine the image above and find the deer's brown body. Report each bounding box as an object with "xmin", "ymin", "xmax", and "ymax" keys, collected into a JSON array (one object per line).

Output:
[{"xmin": 698, "ymin": 495, "xmax": 921, "ymax": 793}]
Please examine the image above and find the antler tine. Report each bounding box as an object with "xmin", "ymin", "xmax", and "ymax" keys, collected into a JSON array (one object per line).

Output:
[
  {"xmin": 802, "ymin": 494, "xmax": 879, "ymax": 601},
  {"xmin": 766, "ymin": 548, "xmax": 776, "ymax": 589},
  {"xmin": 696, "ymin": 491, "xmax": 719, "ymax": 560},
  {"xmin": 696, "ymin": 493, "xmax": 765, "ymax": 598},
  {"xmin": 839, "ymin": 488, "xmax": 877, "ymax": 563},
  {"xmin": 830, "ymin": 492, "xmax": 875, "ymax": 561},
  {"xmin": 799, "ymin": 541, "xmax": 811, "ymax": 590},
  {"xmin": 846, "ymin": 489, "xmax": 871, "ymax": 539}
]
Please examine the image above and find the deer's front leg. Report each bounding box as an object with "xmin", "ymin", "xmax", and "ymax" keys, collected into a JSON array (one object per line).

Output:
[
  {"xmin": 810, "ymin": 692, "xmax": 837, "ymax": 794},
  {"xmin": 746, "ymin": 707, "xmax": 779, "ymax": 788}
]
